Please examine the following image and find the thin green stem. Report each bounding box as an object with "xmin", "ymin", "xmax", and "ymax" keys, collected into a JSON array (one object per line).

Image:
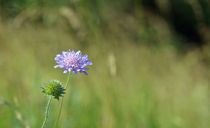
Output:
[
  {"xmin": 41, "ymin": 96, "xmax": 53, "ymax": 128},
  {"xmin": 54, "ymin": 72, "xmax": 72, "ymax": 128},
  {"xmin": 65, "ymin": 72, "xmax": 72, "ymax": 89}
]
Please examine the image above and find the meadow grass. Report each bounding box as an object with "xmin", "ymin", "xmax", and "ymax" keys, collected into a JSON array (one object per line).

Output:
[{"xmin": 0, "ymin": 19, "xmax": 210, "ymax": 128}]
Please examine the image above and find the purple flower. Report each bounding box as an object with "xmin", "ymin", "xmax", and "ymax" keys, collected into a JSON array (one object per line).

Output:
[{"xmin": 54, "ymin": 50, "xmax": 92, "ymax": 75}]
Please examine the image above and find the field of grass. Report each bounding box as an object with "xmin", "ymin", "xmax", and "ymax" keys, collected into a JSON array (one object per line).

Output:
[{"xmin": 0, "ymin": 5, "xmax": 210, "ymax": 128}]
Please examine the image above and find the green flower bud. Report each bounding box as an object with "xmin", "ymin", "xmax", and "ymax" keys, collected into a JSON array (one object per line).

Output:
[{"xmin": 42, "ymin": 80, "xmax": 65, "ymax": 100}]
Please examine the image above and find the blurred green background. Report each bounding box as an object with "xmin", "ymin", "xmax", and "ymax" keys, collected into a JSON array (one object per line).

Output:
[{"xmin": 0, "ymin": 0, "xmax": 210, "ymax": 128}]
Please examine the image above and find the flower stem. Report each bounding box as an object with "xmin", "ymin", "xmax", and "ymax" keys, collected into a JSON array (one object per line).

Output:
[
  {"xmin": 54, "ymin": 72, "xmax": 71, "ymax": 128},
  {"xmin": 41, "ymin": 96, "xmax": 53, "ymax": 128}
]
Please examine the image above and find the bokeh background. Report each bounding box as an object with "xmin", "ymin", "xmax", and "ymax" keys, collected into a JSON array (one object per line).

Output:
[{"xmin": 0, "ymin": 0, "xmax": 210, "ymax": 128}]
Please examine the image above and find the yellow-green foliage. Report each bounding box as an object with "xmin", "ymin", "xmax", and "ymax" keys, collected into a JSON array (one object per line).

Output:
[{"xmin": 0, "ymin": 15, "xmax": 210, "ymax": 128}]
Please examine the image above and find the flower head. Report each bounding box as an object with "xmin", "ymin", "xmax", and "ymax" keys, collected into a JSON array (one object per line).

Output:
[
  {"xmin": 54, "ymin": 50, "xmax": 92, "ymax": 75},
  {"xmin": 42, "ymin": 80, "xmax": 65, "ymax": 100}
]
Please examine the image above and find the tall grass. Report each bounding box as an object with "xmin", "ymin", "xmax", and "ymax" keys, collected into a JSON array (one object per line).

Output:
[{"xmin": 0, "ymin": 16, "xmax": 210, "ymax": 128}]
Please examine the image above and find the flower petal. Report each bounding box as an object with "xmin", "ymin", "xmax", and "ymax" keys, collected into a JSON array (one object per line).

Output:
[
  {"xmin": 73, "ymin": 71, "xmax": 78, "ymax": 74},
  {"xmin": 86, "ymin": 61, "xmax": 93, "ymax": 65},
  {"xmin": 76, "ymin": 50, "xmax": 81, "ymax": 55},
  {"xmin": 82, "ymin": 71, "xmax": 88, "ymax": 75},
  {"xmin": 63, "ymin": 70, "xmax": 68, "ymax": 74}
]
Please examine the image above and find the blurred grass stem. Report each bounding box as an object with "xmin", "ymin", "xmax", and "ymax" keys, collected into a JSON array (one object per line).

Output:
[
  {"xmin": 0, "ymin": 97, "xmax": 30, "ymax": 128},
  {"xmin": 41, "ymin": 96, "xmax": 53, "ymax": 128}
]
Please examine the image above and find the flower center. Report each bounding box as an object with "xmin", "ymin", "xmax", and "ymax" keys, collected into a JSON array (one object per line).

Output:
[{"xmin": 63, "ymin": 56, "xmax": 79, "ymax": 67}]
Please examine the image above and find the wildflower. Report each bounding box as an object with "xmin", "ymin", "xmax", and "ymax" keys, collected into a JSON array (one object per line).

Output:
[
  {"xmin": 42, "ymin": 80, "xmax": 65, "ymax": 100},
  {"xmin": 54, "ymin": 50, "xmax": 92, "ymax": 75}
]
